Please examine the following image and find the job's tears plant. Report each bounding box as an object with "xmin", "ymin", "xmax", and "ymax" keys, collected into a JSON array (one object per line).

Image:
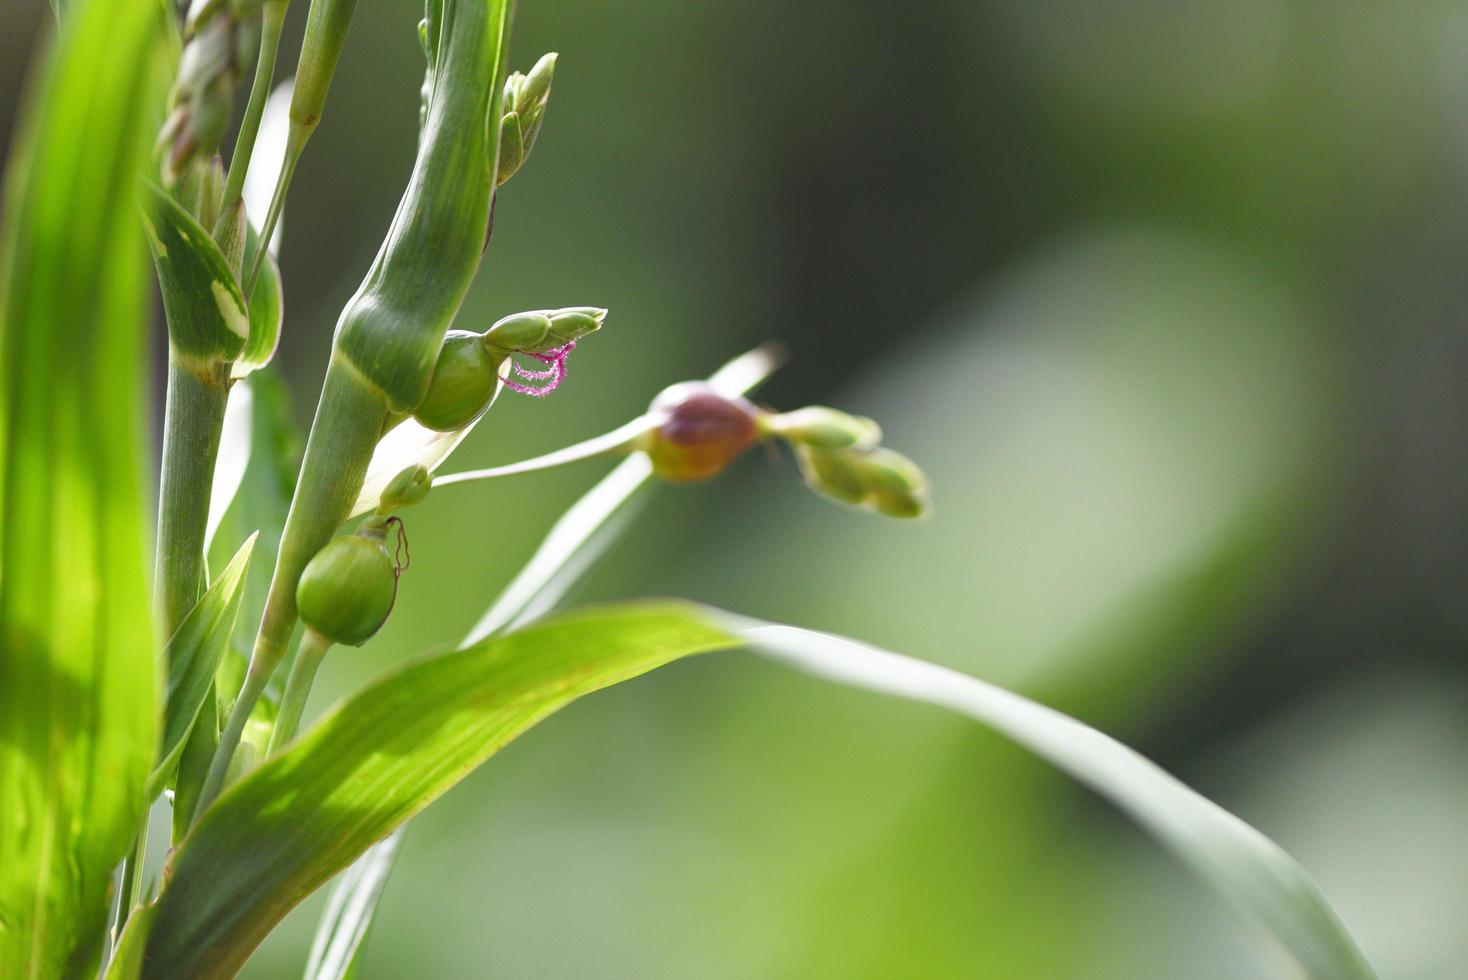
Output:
[{"xmin": 0, "ymin": 1, "xmax": 1376, "ymax": 978}]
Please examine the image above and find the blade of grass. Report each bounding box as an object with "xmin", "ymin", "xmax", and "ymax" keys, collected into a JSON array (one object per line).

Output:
[
  {"xmin": 141, "ymin": 604, "xmax": 740, "ymax": 979},
  {"xmin": 738, "ymin": 622, "xmax": 1377, "ymax": 980},
  {"xmin": 0, "ymin": 0, "xmax": 167, "ymax": 973}
]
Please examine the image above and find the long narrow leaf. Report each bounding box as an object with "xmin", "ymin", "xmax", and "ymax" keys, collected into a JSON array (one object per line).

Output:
[
  {"xmin": 741, "ymin": 622, "xmax": 1376, "ymax": 980},
  {"xmin": 141, "ymin": 603, "xmax": 740, "ymax": 979},
  {"xmin": 148, "ymin": 534, "xmax": 257, "ymax": 796},
  {"xmin": 0, "ymin": 0, "xmax": 166, "ymax": 975}
]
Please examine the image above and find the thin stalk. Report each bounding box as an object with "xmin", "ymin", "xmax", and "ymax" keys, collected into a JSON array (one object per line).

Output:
[
  {"xmin": 195, "ymin": 358, "xmax": 387, "ymax": 819},
  {"xmin": 155, "ymin": 357, "xmax": 231, "ymax": 665},
  {"xmin": 197, "ymin": 665, "xmax": 270, "ymax": 811},
  {"xmin": 267, "ymin": 630, "xmax": 332, "ymax": 754},
  {"xmin": 242, "ymin": 133, "xmax": 301, "ymax": 294},
  {"xmin": 431, "ymin": 417, "xmax": 649, "ymax": 488},
  {"xmin": 220, "ymin": 0, "xmax": 289, "ymax": 213}
]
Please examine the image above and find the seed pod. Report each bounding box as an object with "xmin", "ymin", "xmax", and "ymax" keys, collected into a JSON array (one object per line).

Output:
[
  {"xmin": 763, "ymin": 406, "xmax": 882, "ymax": 451},
  {"xmin": 483, "ymin": 306, "xmax": 606, "ymax": 355},
  {"xmin": 638, "ymin": 382, "xmax": 762, "ymax": 482},
  {"xmin": 296, "ymin": 527, "xmax": 397, "ymax": 646},
  {"xmin": 413, "ymin": 330, "xmax": 506, "ymax": 431}
]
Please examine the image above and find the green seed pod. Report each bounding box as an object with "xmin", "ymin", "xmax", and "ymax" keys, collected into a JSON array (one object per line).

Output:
[
  {"xmin": 377, "ymin": 464, "xmax": 431, "ymax": 515},
  {"xmin": 763, "ymin": 406, "xmax": 882, "ymax": 450},
  {"xmin": 483, "ymin": 306, "xmax": 606, "ymax": 354},
  {"xmin": 296, "ymin": 528, "xmax": 397, "ymax": 646},
  {"xmin": 857, "ymin": 447, "xmax": 931, "ymax": 518},
  {"xmin": 638, "ymin": 382, "xmax": 762, "ymax": 483},
  {"xmin": 413, "ymin": 330, "xmax": 506, "ymax": 432}
]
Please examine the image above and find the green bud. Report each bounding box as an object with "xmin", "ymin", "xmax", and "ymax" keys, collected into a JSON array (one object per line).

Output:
[
  {"xmin": 377, "ymin": 464, "xmax": 431, "ymax": 514},
  {"xmin": 794, "ymin": 445, "xmax": 867, "ymax": 505},
  {"xmin": 794, "ymin": 445, "xmax": 931, "ymax": 518},
  {"xmin": 296, "ymin": 528, "xmax": 397, "ymax": 646},
  {"xmin": 762, "ymin": 406, "xmax": 882, "ymax": 450},
  {"xmin": 495, "ymin": 52, "xmax": 556, "ymax": 186},
  {"xmin": 413, "ymin": 329, "xmax": 506, "ymax": 432},
  {"xmin": 483, "ymin": 306, "xmax": 606, "ymax": 354},
  {"xmin": 637, "ymin": 382, "xmax": 762, "ymax": 483},
  {"xmin": 857, "ymin": 447, "xmax": 931, "ymax": 518}
]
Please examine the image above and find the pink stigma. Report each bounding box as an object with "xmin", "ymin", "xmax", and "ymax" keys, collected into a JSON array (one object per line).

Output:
[{"xmin": 502, "ymin": 341, "xmax": 576, "ymax": 397}]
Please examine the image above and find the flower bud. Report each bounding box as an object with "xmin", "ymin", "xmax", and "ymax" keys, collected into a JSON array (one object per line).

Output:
[
  {"xmin": 497, "ymin": 52, "xmax": 557, "ymax": 186},
  {"xmin": 857, "ymin": 447, "xmax": 931, "ymax": 518},
  {"xmin": 483, "ymin": 306, "xmax": 605, "ymax": 355},
  {"xmin": 795, "ymin": 445, "xmax": 931, "ymax": 518},
  {"xmin": 296, "ymin": 528, "xmax": 398, "ymax": 646},
  {"xmin": 377, "ymin": 464, "xmax": 431, "ymax": 514},
  {"xmin": 637, "ymin": 382, "xmax": 762, "ymax": 482},
  {"xmin": 413, "ymin": 330, "xmax": 507, "ymax": 432},
  {"xmin": 762, "ymin": 406, "xmax": 882, "ymax": 450}
]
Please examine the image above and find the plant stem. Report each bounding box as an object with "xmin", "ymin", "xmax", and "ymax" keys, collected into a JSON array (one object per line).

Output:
[
  {"xmin": 268, "ymin": 630, "xmax": 331, "ymax": 754},
  {"xmin": 243, "ymin": 133, "xmax": 301, "ymax": 294},
  {"xmin": 195, "ymin": 358, "xmax": 387, "ymax": 820},
  {"xmin": 196, "ymin": 664, "xmax": 270, "ymax": 813},
  {"xmin": 155, "ymin": 357, "xmax": 231, "ymax": 649},
  {"xmin": 221, "ymin": 0, "xmax": 288, "ymax": 214},
  {"xmin": 431, "ymin": 417, "xmax": 649, "ymax": 488}
]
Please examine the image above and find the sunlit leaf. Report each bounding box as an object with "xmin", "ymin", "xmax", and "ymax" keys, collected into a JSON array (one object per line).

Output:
[
  {"xmin": 0, "ymin": 0, "xmax": 166, "ymax": 973},
  {"xmin": 141, "ymin": 604, "xmax": 740, "ymax": 978},
  {"xmin": 148, "ymin": 534, "xmax": 257, "ymax": 796}
]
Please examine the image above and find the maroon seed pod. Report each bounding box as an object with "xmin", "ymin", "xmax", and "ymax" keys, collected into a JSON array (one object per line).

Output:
[{"xmin": 639, "ymin": 381, "xmax": 763, "ymax": 482}]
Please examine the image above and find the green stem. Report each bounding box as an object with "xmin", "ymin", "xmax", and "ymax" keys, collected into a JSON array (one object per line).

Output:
[
  {"xmin": 155, "ymin": 357, "xmax": 230, "ymax": 636},
  {"xmin": 196, "ymin": 358, "xmax": 387, "ymax": 821},
  {"xmin": 195, "ymin": 665, "xmax": 270, "ymax": 814},
  {"xmin": 431, "ymin": 417, "xmax": 649, "ymax": 488},
  {"xmin": 222, "ymin": 0, "xmax": 288, "ymax": 213},
  {"xmin": 268, "ymin": 630, "xmax": 332, "ymax": 754},
  {"xmin": 242, "ymin": 134, "xmax": 301, "ymax": 294}
]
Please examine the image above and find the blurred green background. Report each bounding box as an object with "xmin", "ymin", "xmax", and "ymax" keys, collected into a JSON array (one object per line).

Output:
[{"xmin": 7, "ymin": 1, "xmax": 1468, "ymax": 977}]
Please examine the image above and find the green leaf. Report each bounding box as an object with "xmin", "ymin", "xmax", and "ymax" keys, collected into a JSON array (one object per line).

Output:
[
  {"xmin": 148, "ymin": 534, "xmax": 257, "ymax": 797},
  {"xmin": 102, "ymin": 904, "xmax": 156, "ymax": 980},
  {"xmin": 740, "ymin": 622, "xmax": 1376, "ymax": 980},
  {"xmin": 302, "ymin": 829, "xmax": 404, "ymax": 980},
  {"xmin": 142, "ymin": 184, "xmax": 248, "ymax": 364},
  {"xmin": 232, "ymin": 226, "xmax": 282, "ymax": 380},
  {"xmin": 0, "ymin": 0, "xmax": 166, "ymax": 974},
  {"xmin": 141, "ymin": 603, "xmax": 740, "ymax": 978}
]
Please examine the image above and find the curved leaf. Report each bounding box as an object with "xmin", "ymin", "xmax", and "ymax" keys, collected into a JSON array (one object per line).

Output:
[
  {"xmin": 141, "ymin": 603, "xmax": 739, "ymax": 979},
  {"xmin": 0, "ymin": 0, "xmax": 166, "ymax": 973},
  {"xmin": 142, "ymin": 185, "xmax": 248, "ymax": 364},
  {"xmin": 740, "ymin": 622, "xmax": 1376, "ymax": 980},
  {"xmin": 232, "ymin": 226, "xmax": 282, "ymax": 380},
  {"xmin": 148, "ymin": 533, "xmax": 257, "ymax": 796}
]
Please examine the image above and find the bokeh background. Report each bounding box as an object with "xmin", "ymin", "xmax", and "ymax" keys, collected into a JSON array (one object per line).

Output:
[{"xmin": 7, "ymin": 1, "xmax": 1468, "ymax": 977}]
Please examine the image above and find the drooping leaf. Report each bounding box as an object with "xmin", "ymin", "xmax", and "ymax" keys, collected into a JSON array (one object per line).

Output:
[
  {"xmin": 141, "ymin": 603, "xmax": 740, "ymax": 978},
  {"xmin": 0, "ymin": 0, "xmax": 166, "ymax": 974},
  {"xmin": 740, "ymin": 622, "xmax": 1377, "ymax": 980},
  {"xmin": 148, "ymin": 534, "xmax": 257, "ymax": 796},
  {"xmin": 142, "ymin": 184, "xmax": 248, "ymax": 364}
]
